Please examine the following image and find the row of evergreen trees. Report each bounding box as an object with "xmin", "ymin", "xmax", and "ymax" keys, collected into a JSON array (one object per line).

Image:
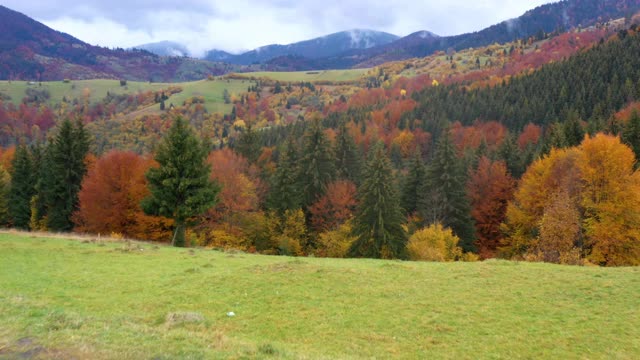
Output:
[
  {"xmin": 5, "ymin": 120, "xmax": 90, "ymax": 232},
  {"xmin": 404, "ymin": 29, "xmax": 640, "ymax": 134}
]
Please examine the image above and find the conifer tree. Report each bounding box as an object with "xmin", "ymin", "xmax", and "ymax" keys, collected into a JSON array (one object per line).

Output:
[
  {"xmin": 142, "ymin": 117, "xmax": 219, "ymax": 247},
  {"xmin": 45, "ymin": 120, "xmax": 90, "ymax": 231},
  {"xmin": 334, "ymin": 123, "xmax": 361, "ymax": 184},
  {"xmin": 269, "ymin": 136, "xmax": 302, "ymax": 213},
  {"xmin": 236, "ymin": 125, "xmax": 261, "ymax": 164},
  {"xmin": 622, "ymin": 109, "xmax": 640, "ymax": 162},
  {"xmin": 401, "ymin": 148, "xmax": 427, "ymax": 216},
  {"xmin": 298, "ymin": 120, "xmax": 335, "ymax": 208},
  {"xmin": 497, "ymin": 134, "xmax": 523, "ymax": 178},
  {"xmin": 425, "ymin": 131, "xmax": 476, "ymax": 252},
  {"xmin": 0, "ymin": 165, "xmax": 11, "ymax": 226},
  {"xmin": 8, "ymin": 145, "xmax": 34, "ymax": 229},
  {"xmin": 349, "ymin": 143, "xmax": 408, "ymax": 259}
]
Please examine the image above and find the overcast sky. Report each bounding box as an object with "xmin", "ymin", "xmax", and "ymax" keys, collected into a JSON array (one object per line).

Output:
[{"xmin": 5, "ymin": 0, "xmax": 556, "ymax": 56}]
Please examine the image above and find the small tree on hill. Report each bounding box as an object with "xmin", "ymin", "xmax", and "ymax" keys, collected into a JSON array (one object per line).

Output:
[
  {"xmin": 8, "ymin": 145, "xmax": 34, "ymax": 229},
  {"xmin": 142, "ymin": 117, "xmax": 219, "ymax": 247}
]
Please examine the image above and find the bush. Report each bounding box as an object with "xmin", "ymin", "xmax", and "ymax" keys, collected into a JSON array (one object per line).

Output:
[
  {"xmin": 316, "ymin": 222, "xmax": 356, "ymax": 258},
  {"xmin": 407, "ymin": 223, "xmax": 463, "ymax": 262},
  {"xmin": 199, "ymin": 229, "xmax": 247, "ymax": 251}
]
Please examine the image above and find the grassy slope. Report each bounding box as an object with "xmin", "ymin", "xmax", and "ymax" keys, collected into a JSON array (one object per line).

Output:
[
  {"xmin": 0, "ymin": 79, "xmax": 251, "ymax": 115},
  {"xmin": 233, "ymin": 69, "xmax": 369, "ymax": 82},
  {"xmin": 0, "ymin": 233, "xmax": 638, "ymax": 359}
]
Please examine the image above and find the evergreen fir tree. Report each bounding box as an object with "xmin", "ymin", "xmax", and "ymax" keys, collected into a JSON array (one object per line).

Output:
[
  {"xmin": 142, "ymin": 117, "xmax": 219, "ymax": 247},
  {"xmin": 563, "ymin": 110, "xmax": 585, "ymax": 147},
  {"xmin": 8, "ymin": 145, "xmax": 34, "ymax": 229},
  {"xmin": 400, "ymin": 148, "xmax": 427, "ymax": 216},
  {"xmin": 424, "ymin": 131, "xmax": 476, "ymax": 252},
  {"xmin": 298, "ymin": 120, "xmax": 335, "ymax": 208},
  {"xmin": 45, "ymin": 120, "xmax": 90, "ymax": 231},
  {"xmin": 334, "ymin": 123, "xmax": 361, "ymax": 184},
  {"xmin": 622, "ymin": 109, "xmax": 640, "ymax": 162},
  {"xmin": 349, "ymin": 143, "xmax": 408, "ymax": 259},
  {"xmin": 0, "ymin": 165, "xmax": 11, "ymax": 226},
  {"xmin": 236, "ymin": 125, "xmax": 261, "ymax": 164},
  {"xmin": 269, "ymin": 136, "xmax": 302, "ymax": 213},
  {"xmin": 497, "ymin": 134, "xmax": 523, "ymax": 177}
]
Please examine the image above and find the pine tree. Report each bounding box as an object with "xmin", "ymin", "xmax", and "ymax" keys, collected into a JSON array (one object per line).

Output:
[
  {"xmin": 235, "ymin": 125, "xmax": 261, "ymax": 164},
  {"xmin": 622, "ymin": 109, "xmax": 640, "ymax": 162},
  {"xmin": 0, "ymin": 165, "xmax": 10, "ymax": 226},
  {"xmin": 349, "ymin": 143, "xmax": 408, "ymax": 259},
  {"xmin": 298, "ymin": 120, "xmax": 335, "ymax": 208},
  {"xmin": 497, "ymin": 134, "xmax": 523, "ymax": 178},
  {"xmin": 8, "ymin": 145, "xmax": 34, "ymax": 229},
  {"xmin": 45, "ymin": 120, "xmax": 90, "ymax": 231},
  {"xmin": 424, "ymin": 131, "xmax": 476, "ymax": 252},
  {"xmin": 563, "ymin": 111, "xmax": 585, "ymax": 147},
  {"xmin": 400, "ymin": 148, "xmax": 427, "ymax": 216},
  {"xmin": 269, "ymin": 136, "xmax": 302, "ymax": 213},
  {"xmin": 334, "ymin": 123, "xmax": 361, "ymax": 184},
  {"xmin": 142, "ymin": 117, "xmax": 219, "ymax": 247}
]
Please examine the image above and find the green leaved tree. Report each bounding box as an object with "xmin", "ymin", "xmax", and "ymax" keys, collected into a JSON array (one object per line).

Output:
[
  {"xmin": 142, "ymin": 117, "xmax": 219, "ymax": 247},
  {"xmin": 401, "ymin": 148, "xmax": 428, "ymax": 217},
  {"xmin": 268, "ymin": 136, "xmax": 302, "ymax": 213},
  {"xmin": 334, "ymin": 122, "xmax": 362, "ymax": 184},
  {"xmin": 349, "ymin": 143, "xmax": 408, "ymax": 259}
]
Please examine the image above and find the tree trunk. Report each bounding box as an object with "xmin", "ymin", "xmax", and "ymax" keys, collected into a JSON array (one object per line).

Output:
[{"xmin": 172, "ymin": 220, "xmax": 186, "ymax": 247}]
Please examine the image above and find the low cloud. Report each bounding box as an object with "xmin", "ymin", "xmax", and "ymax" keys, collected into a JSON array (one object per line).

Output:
[{"xmin": 4, "ymin": 0, "xmax": 555, "ymax": 56}]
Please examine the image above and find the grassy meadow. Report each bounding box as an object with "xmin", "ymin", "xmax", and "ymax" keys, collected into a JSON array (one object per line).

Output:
[
  {"xmin": 0, "ymin": 78, "xmax": 252, "ymax": 115},
  {"xmin": 232, "ymin": 69, "xmax": 369, "ymax": 83},
  {"xmin": 0, "ymin": 232, "xmax": 639, "ymax": 359}
]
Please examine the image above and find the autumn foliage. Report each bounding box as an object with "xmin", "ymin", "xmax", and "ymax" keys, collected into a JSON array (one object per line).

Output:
[
  {"xmin": 74, "ymin": 151, "xmax": 172, "ymax": 241},
  {"xmin": 502, "ymin": 134, "xmax": 640, "ymax": 266}
]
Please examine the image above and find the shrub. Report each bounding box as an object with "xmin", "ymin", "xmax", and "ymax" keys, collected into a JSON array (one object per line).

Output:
[
  {"xmin": 316, "ymin": 222, "xmax": 356, "ymax": 258},
  {"xmin": 407, "ymin": 223, "xmax": 463, "ymax": 262}
]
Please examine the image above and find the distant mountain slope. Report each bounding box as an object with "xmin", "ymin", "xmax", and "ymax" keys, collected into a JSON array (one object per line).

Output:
[
  {"xmin": 205, "ymin": 29, "xmax": 400, "ymax": 65},
  {"xmin": 353, "ymin": 0, "xmax": 640, "ymax": 67},
  {"xmin": 0, "ymin": 6, "xmax": 234, "ymax": 81},
  {"xmin": 132, "ymin": 41, "xmax": 190, "ymax": 57},
  {"xmin": 265, "ymin": 0, "xmax": 640, "ymax": 70}
]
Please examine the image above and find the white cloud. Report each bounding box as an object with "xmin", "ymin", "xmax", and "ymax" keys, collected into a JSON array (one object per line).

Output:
[{"xmin": 6, "ymin": 0, "xmax": 557, "ymax": 56}]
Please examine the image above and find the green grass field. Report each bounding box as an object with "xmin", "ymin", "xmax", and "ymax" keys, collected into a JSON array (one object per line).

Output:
[
  {"xmin": 1, "ymin": 233, "xmax": 639, "ymax": 359},
  {"xmin": 233, "ymin": 69, "xmax": 369, "ymax": 83},
  {"xmin": 0, "ymin": 78, "xmax": 252, "ymax": 115}
]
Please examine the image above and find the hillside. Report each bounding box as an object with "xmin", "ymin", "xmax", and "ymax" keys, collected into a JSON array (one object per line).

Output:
[
  {"xmin": 0, "ymin": 233, "xmax": 638, "ymax": 358},
  {"xmin": 0, "ymin": 6, "xmax": 238, "ymax": 82},
  {"xmin": 204, "ymin": 29, "xmax": 399, "ymax": 65},
  {"xmin": 271, "ymin": 0, "xmax": 640, "ymax": 69},
  {"xmin": 132, "ymin": 41, "xmax": 190, "ymax": 57}
]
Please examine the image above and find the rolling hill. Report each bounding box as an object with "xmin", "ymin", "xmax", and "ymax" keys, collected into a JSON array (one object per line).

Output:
[
  {"xmin": 132, "ymin": 41, "xmax": 190, "ymax": 57},
  {"xmin": 0, "ymin": 6, "xmax": 237, "ymax": 82}
]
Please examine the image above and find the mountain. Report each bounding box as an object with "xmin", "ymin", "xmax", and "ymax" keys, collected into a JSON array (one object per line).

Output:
[
  {"xmin": 0, "ymin": 5, "xmax": 238, "ymax": 81},
  {"xmin": 269, "ymin": 0, "xmax": 640, "ymax": 70},
  {"xmin": 204, "ymin": 29, "xmax": 399, "ymax": 65},
  {"xmin": 204, "ymin": 49, "xmax": 235, "ymax": 62},
  {"xmin": 132, "ymin": 41, "xmax": 189, "ymax": 57}
]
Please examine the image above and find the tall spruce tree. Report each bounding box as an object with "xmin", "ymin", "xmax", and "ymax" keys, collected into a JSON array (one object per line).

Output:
[
  {"xmin": 269, "ymin": 136, "xmax": 302, "ymax": 213},
  {"xmin": 142, "ymin": 117, "xmax": 219, "ymax": 247},
  {"xmin": 9, "ymin": 145, "xmax": 34, "ymax": 229},
  {"xmin": 400, "ymin": 148, "xmax": 427, "ymax": 216},
  {"xmin": 334, "ymin": 123, "xmax": 362, "ymax": 184},
  {"xmin": 425, "ymin": 131, "xmax": 476, "ymax": 252},
  {"xmin": 45, "ymin": 120, "xmax": 90, "ymax": 231},
  {"xmin": 298, "ymin": 120, "xmax": 335, "ymax": 208},
  {"xmin": 622, "ymin": 109, "xmax": 640, "ymax": 162},
  {"xmin": 349, "ymin": 143, "xmax": 408, "ymax": 259},
  {"xmin": 0, "ymin": 165, "xmax": 11, "ymax": 226},
  {"xmin": 236, "ymin": 125, "xmax": 261, "ymax": 164}
]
